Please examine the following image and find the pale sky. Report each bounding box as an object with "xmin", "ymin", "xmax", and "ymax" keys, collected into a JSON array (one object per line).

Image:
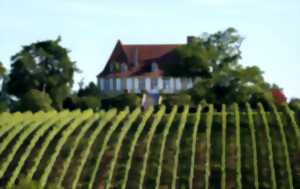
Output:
[{"xmin": 0, "ymin": 0, "xmax": 299, "ymax": 98}]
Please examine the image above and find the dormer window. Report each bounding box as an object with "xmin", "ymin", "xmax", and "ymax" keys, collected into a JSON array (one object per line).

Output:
[
  {"xmin": 109, "ymin": 64, "xmax": 114, "ymax": 72},
  {"xmin": 121, "ymin": 63, "xmax": 128, "ymax": 72},
  {"xmin": 109, "ymin": 61, "xmax": 121, "ymax": 72},
  {"xmin": 151, "ymin": 62, "xmax": 158, "ymax": 72}
]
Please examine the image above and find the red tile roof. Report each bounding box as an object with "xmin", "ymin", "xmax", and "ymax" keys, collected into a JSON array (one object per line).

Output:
[
  {"xmin": 122, "ymin": 44, "xmax": 181, "ymax": 65},
  {"xmin": 98, "ymin": 40, "xmax": 183, "ymax": 77}
]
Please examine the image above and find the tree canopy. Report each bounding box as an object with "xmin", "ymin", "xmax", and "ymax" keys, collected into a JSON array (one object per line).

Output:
[
  {"xmin": 77, "ymin": 82, "xmax": 101, "ymax": 98},
  {"xmin": 163, "ymin": 28, "xmax": 278, "ymax": 107},
  {"xmin": 0, "ymin": 61, "xmax": 5, "ymax": 79},
  {"xmin": 164, "ymin": 28, "xmax": 243, "ymax": 78},
  {"xmin": 6, "ymin": 37, "xmax": 78, "ymax": 109}
]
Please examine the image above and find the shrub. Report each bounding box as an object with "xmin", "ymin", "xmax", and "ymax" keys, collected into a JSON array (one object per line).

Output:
[
  {"xmin": 248, "ymin": 91, "xmax": 274, "ymax": 111},
  {"xmin": 162, "ymin": 94, "xmax": 191, "ymax": 107},
  {"xmin": 19, "ymin": 89, "xmax": 53, "ymax": 112},
  {"xmin": 63, "ymin": 95, "xmax": 101, "ymax": 111},
  {"xmin": 272, "ymin": 89, "xmax": 287, "ymax": 106},
  {"xmin": 0, "ymin": 98, "xmax": 8, "ymax": 112},
  {"xmin": 77, "ymin": 96, "xmax": 101, "ymax": 111},
  {"xmin": 78, "ymin": 82, "xmax": 101, "ymax": 98},
  {"xmin": 289, "ymin": 98, "xmax": 300, "ymax": 113},
  {"xmin": 63, "ymin": 96, "xmax": 78, "ymax": 110},
  {"xmin": 102, "ymin": 93, "xmax": 141, "ymax": 110}
]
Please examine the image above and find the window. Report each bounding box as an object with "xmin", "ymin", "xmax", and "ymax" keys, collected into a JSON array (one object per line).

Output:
[
  {"xmin": 116, "ymin": 78, "xmax": 121, "ymax": 91},
  {"xmin": 109, "ymin": 61, "xmax": 120, "ymax": 72},
  {"xmin": 181, "ymin": 78, "xmax": 187, "ymax": 90},
  {"xmin": 163, "ymin": 78, "xmax": 170, "ymax": 89},
  {"xmin": 121, "ymin": 78, "xmax": 127, "ymax": 90},
  {"xmin": 121, "ymin": 63, "xmax": 128, "ymax": 72},
  {"xmin": 126, "ymin": 78, "xmax": 133, "ymax": 90},
  {"xmin": 175, "ymin": 78, "xmax": 181, "ymax": 90},
  {"xmin": 109, "ymin": 79, "xmax": 113, "ymax": 91},
  {"xmin": 104, "ymin": 79, "xmax": 110, "ymax": 91},
  {"xmin": 151, "ymin": 78, "xmax": 158, "ymax": 89},
  {"xmin": 99, "ymin": 78, "xmax": 104, "ymax": 91},
  {"xmin": 187, "ymin": 78, "xmax": 193, "ymax": 89},
  {"xmin": 139, "ymin": 78, "xmax": 146, "ymax": 90},
  {"xmin": 151, "ymin": 62, "xmax": 158, "ymax": 72}
]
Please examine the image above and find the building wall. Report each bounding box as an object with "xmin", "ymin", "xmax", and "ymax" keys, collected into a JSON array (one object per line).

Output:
[{"xmin": 98, "ymin": 76, "xmax": 195, "ymax": 94}]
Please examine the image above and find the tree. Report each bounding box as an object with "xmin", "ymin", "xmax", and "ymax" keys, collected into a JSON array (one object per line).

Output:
[
  {"xmin": 0, "ymin": 62, "xmax": 9, "ymax": 112},
  {"xmin": 63, "ymin": 95, "xmax": 101, "ymax": 111},
  {"xmin": 289, "ymin": 98, "xmax": 300, "ymax": 113},
  {"xmin": 63, "ymin": 81, "xmax": 102, "ymax": 111},
  {"xmin": 164, "ymin": 28, "xmax": 277, "ymax": 107},
  {"xmin": 272, "ymin": 89, "xmax": 287, "ymax": 106},
  {"xmin": 0, "ymin": 61, "xmax": 6, "ymax": 92},
  {"xmin": 77, "ymin": 82, "xmax": 101, "ymax": 98},
  {"xmin": 164, "ymin": 28, "xmax": 243, "ymax": 78},
  {"xmin": 0, "ymin": 61, "xmax": 5, "ymax": 79},
  {"xmin": 7, "ymin": 37, "xmax": 78, "ymax": 109},
  {"xmin": 18, "ymin": 89, "xmax": 53, "ymax": 112},
  {"xmin": 0, "ymin": 99, "xmax": 8, "ymax": 112}
]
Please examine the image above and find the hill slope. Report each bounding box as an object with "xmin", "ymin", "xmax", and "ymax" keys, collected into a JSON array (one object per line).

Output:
[{"xmin": 0, "ymin": 104, "xmax": 299, "ymax": 189}]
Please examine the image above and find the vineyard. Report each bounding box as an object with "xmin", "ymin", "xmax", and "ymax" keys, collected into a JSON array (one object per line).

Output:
[{"xmin": 0, "ymin": 104, "xmax": 299, "ymax": 189}]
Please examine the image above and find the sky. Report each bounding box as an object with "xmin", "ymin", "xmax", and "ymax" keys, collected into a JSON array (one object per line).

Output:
[{"xmin": 0, "ymin": 0, "xmax": 299, "ymax": 98}]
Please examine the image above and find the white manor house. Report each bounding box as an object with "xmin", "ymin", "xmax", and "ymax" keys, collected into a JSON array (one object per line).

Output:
[{"xmin": 97, "ymin": 37, "xmax": 196, "ymax": 94}]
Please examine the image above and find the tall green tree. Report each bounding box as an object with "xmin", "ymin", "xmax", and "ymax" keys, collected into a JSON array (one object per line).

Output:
[
  {"xmin": 77, "ymin": 82, "xmax": 101, "ymax": 98},
  {"xmin": 0, "ymin": 62, "xmax": 9, "ymax": 112},
  {"xmin": 164, "ymin": 28, "xmax": 243, "ymax": 77},
  {"xmin": 7, "ymin": 37, "xmax": 78, "ymax": 109},
  {"xmin": 0, "ymin": 61, "xmax": 6, "ymax": 92},
  {"xmin": 0, "ymin": 62, "xmax": 5, "ymax": 79},
  {"xmin": 165, "ymin": 28, "xmax": 276, "ymax": 107}
]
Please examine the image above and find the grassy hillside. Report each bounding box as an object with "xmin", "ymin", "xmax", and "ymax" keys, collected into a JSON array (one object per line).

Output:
[{"xmin": 0, "ymin": 104, "xmax": 299, "ymax": 189}]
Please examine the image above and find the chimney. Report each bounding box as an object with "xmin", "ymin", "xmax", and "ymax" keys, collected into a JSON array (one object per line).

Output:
[
  {"xmin": 132, "ymin": 48, "xmax": 138, "ymax": 66},
  {"xmin": 187, "ymin": 36, "xmax": 195, "ymax": 44}
]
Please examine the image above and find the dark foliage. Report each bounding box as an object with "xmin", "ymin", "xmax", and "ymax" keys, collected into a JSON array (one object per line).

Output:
[
  {"xmin": 161, "ymin": 28, "xmax": 278, "ymax": 107},
  {"xmin": 6, "ymin": 37, "xmax": 78, "ymax": 110},
  {"xmin": 63, "ymin": 95, "xmax": 101, "ymax": 111},
  {"xmin": 101, "ymin": 93, "xmax": 141, "ymax": 110},
  {"xmin": 77, "ymin": 82, "xmax": 101, "ymax": 98},
  {"xmin": 18, "ymin": 89, "xmax": 53, "ymax": 112}
]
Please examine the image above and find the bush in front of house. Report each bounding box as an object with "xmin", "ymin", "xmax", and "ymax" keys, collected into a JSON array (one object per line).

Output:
[
  {"xmin": 162, "ymin": 94, "xmax": 192, "ymax": 107},
  {"xmin": 101, "ymin": 93, "xmax": 141, "ymax": 110},
  {"xmin": 63, "ymin": 95, "xmax": 101, "ymax": 111},
  {"xmin": 77, "ymin": 96, "xmax": 101, "ymax": 111}
]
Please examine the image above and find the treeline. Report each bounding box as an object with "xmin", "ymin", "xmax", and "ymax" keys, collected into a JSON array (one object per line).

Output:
[
  {"xmin": 1, "ymin": 28, "xmax": 300, "ymax": 112},
  {"xmin": 0, "ymin": 38, "xmax": 141, "ymax": 112}
]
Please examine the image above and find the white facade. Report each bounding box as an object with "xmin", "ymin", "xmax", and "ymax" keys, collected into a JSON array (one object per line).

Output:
[{"xmin": 97, "ymin": 77, "xmax": 195, "ymax": 94}]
